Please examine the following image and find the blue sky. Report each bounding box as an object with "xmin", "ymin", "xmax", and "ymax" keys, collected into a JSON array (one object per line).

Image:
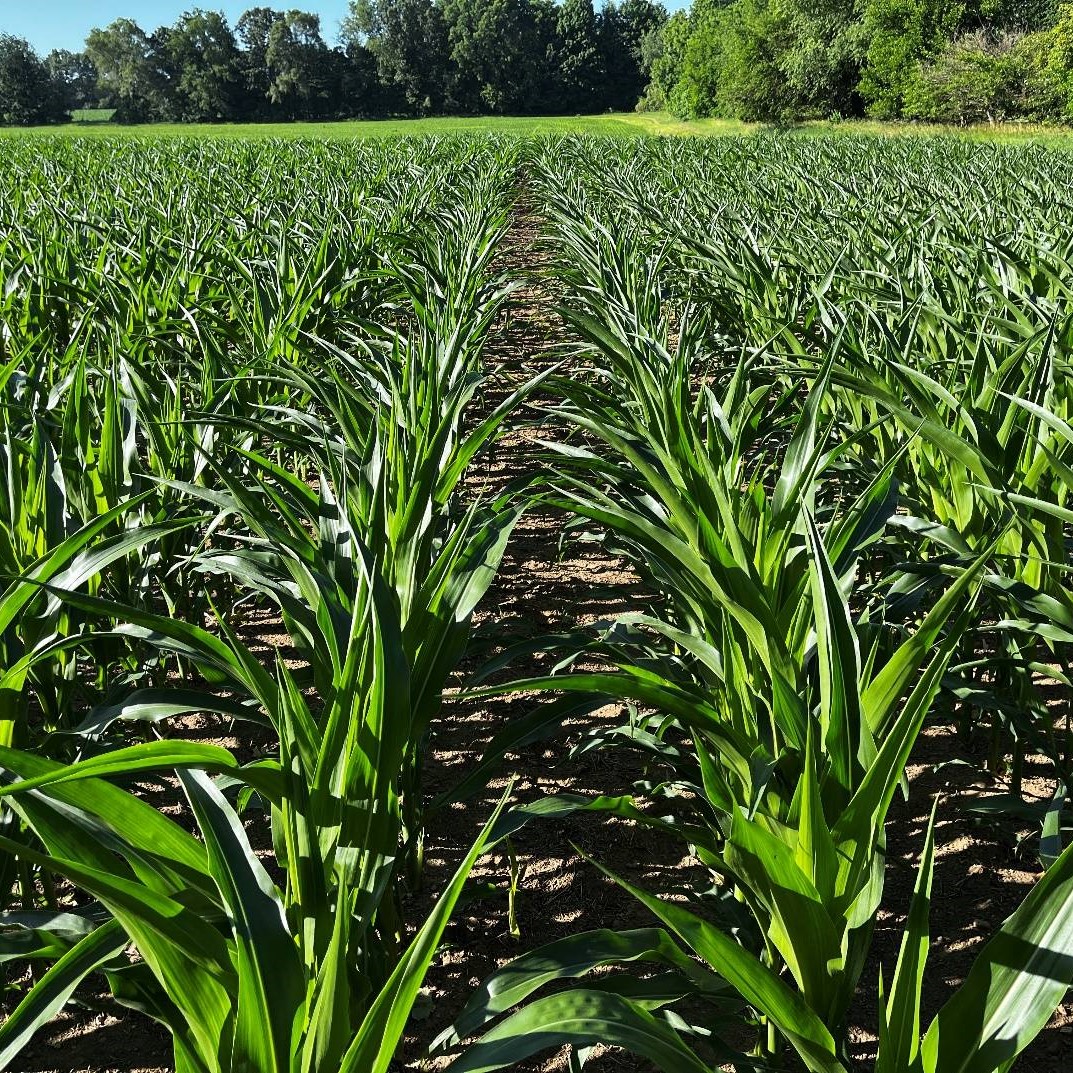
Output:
[
  {"xmin": 3, "ymin": 0, "xmax": 689, "ymax": 55},
  {"xmin": 4, "ymin": 2, "xmax": 352, "ymax": 53}
]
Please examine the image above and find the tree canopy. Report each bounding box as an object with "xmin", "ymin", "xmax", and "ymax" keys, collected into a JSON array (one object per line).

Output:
[
  {"xmin": 8, "ymin": 0, "xmax": 1073, "ymax": 127},
  {"xmin": 0, "ymin": 1, "xmax": 666, "ymax": 125},
  {"xmin": 647, "ymin": 0, "xmax": 1073, "ymax": 124}
]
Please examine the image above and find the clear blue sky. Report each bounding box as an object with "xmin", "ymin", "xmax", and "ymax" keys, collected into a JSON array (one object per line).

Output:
[
  {"xmin": 5, "ymin": 2, "xmax": 353, "ymax": 53},
  {"xmin": 4, "ymin": 0, "xmax": 689, "ymax": 55}
]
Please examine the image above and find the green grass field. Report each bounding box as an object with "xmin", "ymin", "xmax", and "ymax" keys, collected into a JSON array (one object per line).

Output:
[
  {"xmin": 69, "ymin": 108, "xmax": 118, "ymax": 123},
  {"xmin": 4, "ymin": 112, "xmax": 691, "ymax": 139},
  {"xmin": 0, "ymin": 110, "xmax": 1061, "ymax": 143},
  {"xmin": 5, "ymin": 110, "xmax": 1073, "ymax": 143}
]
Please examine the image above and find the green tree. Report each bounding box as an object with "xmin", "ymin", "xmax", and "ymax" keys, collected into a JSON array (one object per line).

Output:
[
  {"xmin": 660, "ymin": 0, "xmax": 864, "ymax": 122},
  {"xmin": 344, "ymin": 0, "xmax": 451, "ymax": 113},
  {"xmin": 85, "ymin": 18, "xmax": 166, "ymax": 121},
  {"xmin": 858, "ymin": 0, "xmax": 966, "ymax": 117},
  {"xmin": 0, "ymin": 36, "xmax": 62, "ymax": 125},
  {"xmin": 443, "ymin": 0, "xmax": 554, "ymax": 112},
  {"xmin": 600, "ymin": 0, "xmax": 668, "ymax": 111},
  {"xmin": 774, "ymin": 0, "xmax": 866, "ymax": 115},
  {"xmin": 557, "ymin": 0, "xmax": 606, "ymax": 111},
  {"xmin": 988, "ymin": 0, "xmax": 1060, "ymax": 29},
  {"xmin": 641, "ymin": 8, "xmax": 692, "ymax": 110},
  {"xmin": 339, "ymin": 38, "xmax": 387, "ymax": 115},
  {"xmin": 164, "ymin": 9, "xmax": 242, "ymax": 121},
  {"xmin": 45, "ymin": 49, "xmax": 99, "ymax": 113},
  {"xmin": 237, "ymin": 6, "xmax": 284, "ymax": 116},
  {"xmin": 1009, "ymin": 2, "xmax": 1073, "ymax": 118},
  {"xmin": 265, "ymin": 10, "xmax": 330, "ymax": 119},
  {"xmin": 903, "ymin": 29, "xmax": 1024, "ymax": 122},
  {"xmin": 671, "ymin": 0, "xmax": 728, "ymax": 117}
]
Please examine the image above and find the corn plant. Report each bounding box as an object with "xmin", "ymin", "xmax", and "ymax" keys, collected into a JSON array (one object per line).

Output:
[
  {"xmin": 0, "ymin": 135, "xmax": 531, "ymax": 1063},
  {"xmin": 5, "ymin": 129, "xmax": 1073, "ymax": 1073},
  {"xmin": 441, "ymin": 799, "xmax": 1073, "ymax": 1073},
  {"xmin": 0, "ymin": 742, "xmax": 510, "ymax": 1073},
  {"xmin": 426, "ymin": 141, "xmax": 1043, "ymax": 1066}
]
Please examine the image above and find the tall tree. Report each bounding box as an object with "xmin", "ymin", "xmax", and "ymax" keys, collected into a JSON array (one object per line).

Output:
[
  {"xmin": 237, "ymin": 6, "xmax": 284, "ymax": 116},
  {"xmin": 164, "ymin": 9, "xmax": 242, "ymax": 121},
  {"xmin": 600, "ymin": 0, "xmax": 667, "ymax": 110},
  {"xmin": 858, "ymin": 0, "xmax": 966, "ymax": 116},
  {"xmin": 443, "ymin": 0, "xmax": 555, "ymax": 113},
  {"xmin": 85, "ymin": 19, "xmax": 165, "ymax": 121},
  {"xmin": 642, "ymin": 7, "xmax": 692, "ymax": 110},
  {"xmin": 266, "ymin": 10, "xmax": 331, "ymax": 119},
  {"xmin": 673, "ymin": 0, "xmax": 727, "ymax": 116},
  {"xmin": 0, "ymin": 36, "xmax": 62, "ymax": 125},
  {"xmin": 338, "ymin": 38, "xmax": 386, "ymax": 116},
  {"xmin": 45, "ymin": 49, "xmax": 99, "ymax": 113},
  {"xmin": 345, "ymin": 0, "xmax": 451, "ymax": 114},
  {"xmin": 770, "ymin": 0, "xmax": 865, "ymax": 117},
  {"xmin": 556, "ymin": 0, "xmax": 606, "ymax": 111}
]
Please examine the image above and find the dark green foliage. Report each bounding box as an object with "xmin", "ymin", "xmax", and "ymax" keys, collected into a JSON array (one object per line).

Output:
[
  {"xmin": 858, "ymin": 0, "xmax": 967, "ymax": 118},
  {"xmin": 556, "ymin": 0, "xmax": 606, "ymax": 110},
  {"xmin": 443, "ymin": 0, "xmax": 559, "ymax": 114},
  {"xmin": 904, "ymin": 29, "xmax": 1029, "ymax": 123},
  {"xmin": 235, "ymin": 7, "xmax": 282, "ymax": 117},
  {"xmin": 338, "ymin": 40, "xmax": 388, "ymax": 116},
  {"xmin": 345, "ymin": 0, "xmax": 452, "ymax": 114},
  {"xmin": 1, "ymin": 1, "xmax": 670, "ymax": 126},
  {"xmin": 163, "ymin": 10, "xmax": 243, "ymax": 122},
  {"xmin": 655, "ymin": 0, "xmax": 863, "ymax": 122},
  {"xmin": 0, "ymin": 36, "xmax": 62, "ymax": 126},
  {"xmin": 775, "ymin": 0, "xmax": 866, "ymax": 116},
  {"xmin": 264, "ymin": 11, "xmax": 331, "ymax": 119},
  {"xmin": 644, "ymin": 0, "xmax": 1073, "ymax": 124},
  {"xmin": 44, "ymin": 50, "xmax": 99, "ymax": 113},
  {"xmin": 600, "ymin": 0, "xmax": 668, "ymax": 112},
  {"xmin": 11, "ymin": 0, "xmax": 1073, "ymax": 126}
]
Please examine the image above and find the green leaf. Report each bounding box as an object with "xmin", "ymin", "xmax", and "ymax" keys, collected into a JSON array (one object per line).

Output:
[
  {"xmin": 725, "ymin": 810, "xmax": 843, "ymax": 1012},
  {"xmin": 920, "ymin": 827, "xmax": 1073, "ymax": 1073},
  {"xmin": 587, "ymin": 856, "xmax": 846, "ymax": 1073},
  {"xmin": 877, "ymin": 797, "xmax": 938, "ymax": 1073},
  {"xmin": 340, "ymin": 787, "xmax": 512, "ymax": 1073},
  {"xmin": 862, "ymin": 549, "xmax": 989, "ymax": 736},
  {"xmin": 803, "ymin": 510, "xmax": 864, "ymax": 795},
  {"xmin": 0, "ymin": 830, "xmax": 234, "ymax": 1068},
  {"xmin": 1041, "ymin": 782, "xmax": 1067, "ymax": 870},
  {"xmin": 179, "ymin": 770, "xmax": 304, "ymax": 1073},
  {"xmin": 0, "ymin": 740, "xmax": 282, "ymax": 805},
  {"xmin": 0, "ymin": 918, "xmax": 129, "ymax": 1069},
  {"xmin": 445, "ymin": 989, "xmax": 715, "ymax": 1073},
  {"xmin": 433, "ymin": 927, "xmax": 729, "ymax": 1053}
]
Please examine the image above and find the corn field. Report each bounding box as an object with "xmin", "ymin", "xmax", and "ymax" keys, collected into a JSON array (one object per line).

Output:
[{"xmin": 1, "ymin": 132, "xmax": 1073, "ymax": 1073}]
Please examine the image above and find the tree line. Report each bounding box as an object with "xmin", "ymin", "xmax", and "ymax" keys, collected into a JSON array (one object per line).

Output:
[
  {"xmin": 646, "ymin": 0, "xmax": 1073, "ymax": 124},
  {"xmin": 0, "ymin": 1, "xmax": 665, "ymax": 125},
  {"xmin": 6, "ymin": 0, "xmax": 1073, "ymax": 128}
]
